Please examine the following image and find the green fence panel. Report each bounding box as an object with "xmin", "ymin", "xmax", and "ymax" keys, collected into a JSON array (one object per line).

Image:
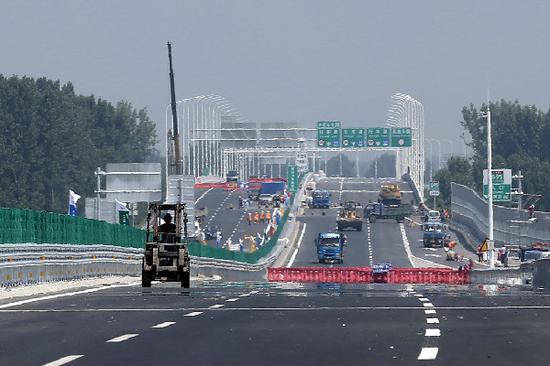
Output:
[{"xmin": 0, "ymin": 207, "xmax": 145, "ymax": 248}]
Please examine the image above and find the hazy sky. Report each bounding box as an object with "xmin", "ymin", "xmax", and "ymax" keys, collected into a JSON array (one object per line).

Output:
[{"xmin": 2, "ymin": 1, "xmax": 550, "ymax": 153}]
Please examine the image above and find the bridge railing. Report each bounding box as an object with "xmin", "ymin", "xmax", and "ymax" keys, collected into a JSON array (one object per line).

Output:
[{"xmin": 451, "ymin": 182, "xmax": 550, "ymax": 247}]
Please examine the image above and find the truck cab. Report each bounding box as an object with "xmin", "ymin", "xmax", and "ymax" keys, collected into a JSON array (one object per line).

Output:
[
  {"xmin": 310, "ymin": 190, "xmax": 331, "ymax": 209},
  {"xmin": 315, "ymin": 232, "xmax": 346, "ymax": 263},
  {"xmin": 422, "ymin": 222, "xmax": 449, "ymax": 248}
]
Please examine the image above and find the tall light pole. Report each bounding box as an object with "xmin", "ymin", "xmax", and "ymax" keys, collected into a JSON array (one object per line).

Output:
[{"xmin": 482, "ymin": 105, "xmax": 495, "ymax": 268}]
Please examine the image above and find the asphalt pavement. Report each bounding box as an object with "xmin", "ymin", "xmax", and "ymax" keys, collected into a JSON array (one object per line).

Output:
[
  {"xmin": 1, "ymin": 282, "xmax": 549, "ymax": 365},
  {"xmin": 292, "ymin": 177, "xmax": 416, "ymax": 268},
  {"xmin": 195, "ymin": 188, "xmax": 275, "ymax": 250}
]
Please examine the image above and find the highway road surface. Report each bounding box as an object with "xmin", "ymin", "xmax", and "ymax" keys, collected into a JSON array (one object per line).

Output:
[
  {"xmin": 0, "ymin": 176, "xmax": 540, "ymax": 365},
  {"xmin": 1, "ymin": 283, "xmax": 549, "ymax": 365}
]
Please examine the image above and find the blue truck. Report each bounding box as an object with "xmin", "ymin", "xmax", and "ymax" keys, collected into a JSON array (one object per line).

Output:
[
  {"xmin": 315, "ymin": 232, "xmax": 346, "ymax": 263},
  {"xmin": 310, "ymin": 190, "xmax": 331, "ymax": 209},
  {"xmin": 422, "ymin": 222, "xmax": 450, "ymax": 248},
  {"xmin": 364, "ymin": 202, "xmax": 412, "ymax": 223},
  {"xmin": 259, "ymin": 181, "xmax": 285, "ymax": 195}
]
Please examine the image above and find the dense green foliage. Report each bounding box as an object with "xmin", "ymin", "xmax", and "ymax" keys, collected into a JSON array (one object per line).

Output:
[
  {"xmin": 0, "ymin": 75, "xmax": 157, "ymax": 212},
  {"xmin": 326, "ymin": 154, "xmax": 356, "ymax": 177},
  {"xmin": 430, "ymin": 156, "xmax": 473, "ymax": 207},
  {"xmin": 434, "ymin": 100, "xmax": 550, "ymax": 210},
  {"xmin": 365, "ymin": 153, "xmax": 395, "ymax": 178}
]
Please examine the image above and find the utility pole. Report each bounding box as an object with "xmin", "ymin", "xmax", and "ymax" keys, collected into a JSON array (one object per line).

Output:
[{"xmin": 167, "ymin": 42, "xmax": 183, "ymax": 175}]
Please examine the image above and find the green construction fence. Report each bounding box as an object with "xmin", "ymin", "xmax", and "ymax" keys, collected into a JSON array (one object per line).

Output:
[
  {"xmin": 0, "ymin": 174, "xmax": 301, "ymax": 264},
  {"xmin": 0, "ymin": 208, "xmax": 144, "ymax": 248}
]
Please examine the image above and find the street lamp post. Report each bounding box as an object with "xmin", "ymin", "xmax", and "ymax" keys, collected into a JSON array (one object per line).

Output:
[{"xmin": 482, "ymin": 105, "xmax": 495, "ymax": 268}]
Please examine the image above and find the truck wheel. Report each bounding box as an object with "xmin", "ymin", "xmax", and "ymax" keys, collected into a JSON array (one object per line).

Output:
[
  {"xmin": 141, "ymin": 271, "xmax": 151, "ymax": 288},
  {"xmin": 181, "ymin": 271, "xmax": 190, "ymax": 288}
]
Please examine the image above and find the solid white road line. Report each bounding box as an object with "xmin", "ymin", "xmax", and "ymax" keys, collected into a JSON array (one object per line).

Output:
[
  {"xmin": 152, "ymin": 321, "xmax": 176, "ymax": 329},
  {"xmin": 195, "ymin": 188, "xmax": 213, "ymax": 204},
  {"xmin": 424, "ymin": 309, "xmax": 437, "ymax": 314},
  {"xmin": 106, "ymin": 334, "xmax": 139, "ymax": 343},
  {"xmin": 426, "ymin": 318, "xmax": 440, "ymax": 324},
  {"xmin": 286, "ymin": 222, "xmax": 307, "ymax": 268},
  {"xmin": 209, "ymin": 304, "xmax": 224, "ymax": 309},
  {"xmin": 425, "ymin": 329, "xmax": 441, "ymax": 337},
  {"xmin": 226, "ymin": 298, "xmax": 239, "ymax": 302},
  {"xmin": 42, "ymin": 355, "xmax": 84, "ymax": 366},
  {"xmin": 184, "ymin": 311, "xmax": 203, "ymax": 317},
  {"xmin": 0, "ymin": 282, "xmax": 138, "ymax": 309},
  {"xmin": 418, "ymin": 347, "xmax": 439, "ymax": 360}
]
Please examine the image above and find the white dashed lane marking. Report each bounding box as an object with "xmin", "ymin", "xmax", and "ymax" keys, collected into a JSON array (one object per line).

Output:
[
  {"xmin": 106, "ymin": 334, "xmax": 139, "ymax": 343},
  {"xmin": 424, "ymin": 309, "xmax": 437, "ymax": 315},
  {"xmin": 209, "ymin": 304, "xmax": 224, "ymax": 309},
  {"xmin": 426, "ymin": 318, "xmax": 440, "ymax": 324},
  {"xmin": 184, "ymin": 311, "xmax": 203, "ymax": 317},
  {"xmin": 425, "ymin": 328, "xmax": 441, "ymax": 337},
  {"xmin": 418, "ymin": 347, "xmax": 439, "ymax": 360},
  {"xmin": 42, "ymin": 355, "xmax": 84, "ymax": 366},
  {"xmin": 423, "ymin": 303, "xmax": 434, "ymax": 307},
  {"xmin": 226, "ymin": 298, "xmax": 239, "ymax": 302},
  {"xmin": 152, "ymin": 321, "xmax": 176, "ymax": 329}
]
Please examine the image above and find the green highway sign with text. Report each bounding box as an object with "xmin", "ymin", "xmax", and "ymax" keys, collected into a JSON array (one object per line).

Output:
[
  {"xmin": 483, "ymin": 169, "xmax": 512, "ymax": 202},
  {"xmin": 366, "ymin": 128, "xmax": 391, "ymax": 147},
  {"xmin": 287, "ymin": 165, "xmax": 299, "ymax": 193},
  {"xmin": 341, "ymin": 128, "xmax": 365, "ymax": 147},
  {"xmin": 317, "ymin": 121, "xmax": 341, "ymax": 148},
  {"xmin": 390, "ymin": 127, "xmax": 412, "ymax": 147},
  {"xmin": 429, "ymin": 181, "xmax": 440, "ymax": 196}
]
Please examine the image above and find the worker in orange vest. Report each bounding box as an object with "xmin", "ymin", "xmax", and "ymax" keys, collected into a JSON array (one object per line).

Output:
[
  {"xmin": 266, "ymin": 210, "xmax": 271, "ymax": 223},
  {"xmin": 260, "ymin": 211, "xmax": 266, "ymax": 224},
  {"xmin": 254, "ymin": 212, "xmax": 259, "ymax": 224}
]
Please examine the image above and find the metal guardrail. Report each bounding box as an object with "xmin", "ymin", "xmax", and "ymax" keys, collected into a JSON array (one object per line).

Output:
[
  {"xmin": 0, "ymin": 244, "xmax": 142, "ymax": 288},
  {"xmin": 451, "ymin": 183, "xmax": 550, "ymax": 247}
]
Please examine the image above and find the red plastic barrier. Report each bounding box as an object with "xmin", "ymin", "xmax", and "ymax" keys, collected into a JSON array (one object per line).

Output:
[
  {"xmin": 268, "ymin": 267, "xmax": 373, "ymax": 283},
  {"xmin": 194, "ymin": 183, "xmax": 227, "ymax": 189},
  {"xmin": 388, "ymin": 268, "xmax": 469, "ymax": 285},
  {"xmin": 268, "ymin": 267, "xmax": 470, "ymax": 285}
]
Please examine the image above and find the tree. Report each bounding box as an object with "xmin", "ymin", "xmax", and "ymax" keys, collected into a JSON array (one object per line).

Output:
[
  {"xmin": 365, "ymin": 153, "xmax": 395, "ymax": 178},
  {"xmin": 0, "ymin": 75, "xmax": 158, "ymax": 212},
  {"xmin": 326, "ymin": 154, "xmax": 356, "ymax": 177},
  {"xmin": 432, "ymin": 156, "xmax": 473, "ymax": 207},
  {"xmin": 460, "ymin": 100, "xmax": 550, "ymax": 210}
]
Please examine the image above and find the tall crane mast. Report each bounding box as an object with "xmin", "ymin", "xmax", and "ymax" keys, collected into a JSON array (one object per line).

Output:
[{"xmin": 167, "ymin": 42, "xmax": 183, "ymax": 175}]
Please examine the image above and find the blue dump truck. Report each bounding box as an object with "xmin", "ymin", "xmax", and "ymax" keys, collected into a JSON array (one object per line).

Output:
[
  {"xmin": 259, "ymin": 181, "xmax": 285, "ymax": 195},
  {"xmin": 310, "ymin": 189, "xmax": 331, "ymax": 209},
  {"xmin": 422, "ymin": 222, "xmax": 450, "ymax": 248},
  {"xmin": 315, "ymin": 232, "xmax": 346, "ymax": 263},
  {"xmin": 364, "ymin": 202, "xmax": 412, "ymax": 223}
]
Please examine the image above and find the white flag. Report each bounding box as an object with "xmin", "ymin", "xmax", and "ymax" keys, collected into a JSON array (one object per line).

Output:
[
  {"xmin": 115, "ymin": 200, "xmax": 129, "ymax": 212},
  {"xmin": 68, "ymin": 190, "xmax": 81, "ymax": 216}
]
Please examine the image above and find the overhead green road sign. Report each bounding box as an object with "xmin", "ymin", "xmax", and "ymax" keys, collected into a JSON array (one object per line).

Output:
[
  {"xmin": 317, "ymin": 121, "xmax": 341, "ymax": 148},
  {"xmin": 341, "ymin": 128, "xmax": 365, "ymax": 147},
  {"xmin": 287, "ymin": 165, "xmax": 299, "ymax": 192},
  {"xmin": 366, "ymin": 128, "xmax": 390, "ymax": 147},
  {"xmin": 390, "ymin": 127, "xmax": 412, "ymax": 147},
  {"xmin": 483, "ymin": 169, "xmax": 512, "ymax": 202}
]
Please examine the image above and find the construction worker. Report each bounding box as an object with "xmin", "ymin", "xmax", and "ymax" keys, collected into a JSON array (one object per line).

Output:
[
  {"xmin": 260, "ymin": 210, "xmax": 266, "ymax": 224},
  {"xmin": 266, "ymin": 210, "xmax": 271, "ymax": 223},
  {"xmin": 247, "ymin": 212, "xmax": 253, "ymax": 225},
  {"xmin": 254, "ymin": 211, "xmax": 259, "ymax": 224}
]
